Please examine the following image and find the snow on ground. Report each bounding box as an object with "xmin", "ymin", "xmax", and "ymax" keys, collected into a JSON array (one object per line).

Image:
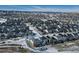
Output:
[
  {"xmin": 0, "ymin": 18, "xmax": 7, "ymax": 23},
  {"xmin": 44, "ymin": 47, "xmax": 58, "ymax": 53}
]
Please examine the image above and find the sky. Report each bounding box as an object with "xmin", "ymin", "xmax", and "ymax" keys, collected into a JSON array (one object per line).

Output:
[{"xmin": 0, "ymin": 5, "xmax": 79, "ymax": 12}]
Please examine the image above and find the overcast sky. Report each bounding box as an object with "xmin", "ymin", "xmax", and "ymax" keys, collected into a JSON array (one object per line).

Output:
[{"xmin": 0, "ymin": 5, "xmax": 79, "ymax": 12}]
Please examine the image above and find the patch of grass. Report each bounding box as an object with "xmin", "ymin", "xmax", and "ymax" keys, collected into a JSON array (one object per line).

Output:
[
  {"xmin": 51, "ymin": 40, "xmax": 79, "ymax": 52},
  {"xmin": 19, "ymin": 47, "xmax": 29, "ymax": 53}
]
